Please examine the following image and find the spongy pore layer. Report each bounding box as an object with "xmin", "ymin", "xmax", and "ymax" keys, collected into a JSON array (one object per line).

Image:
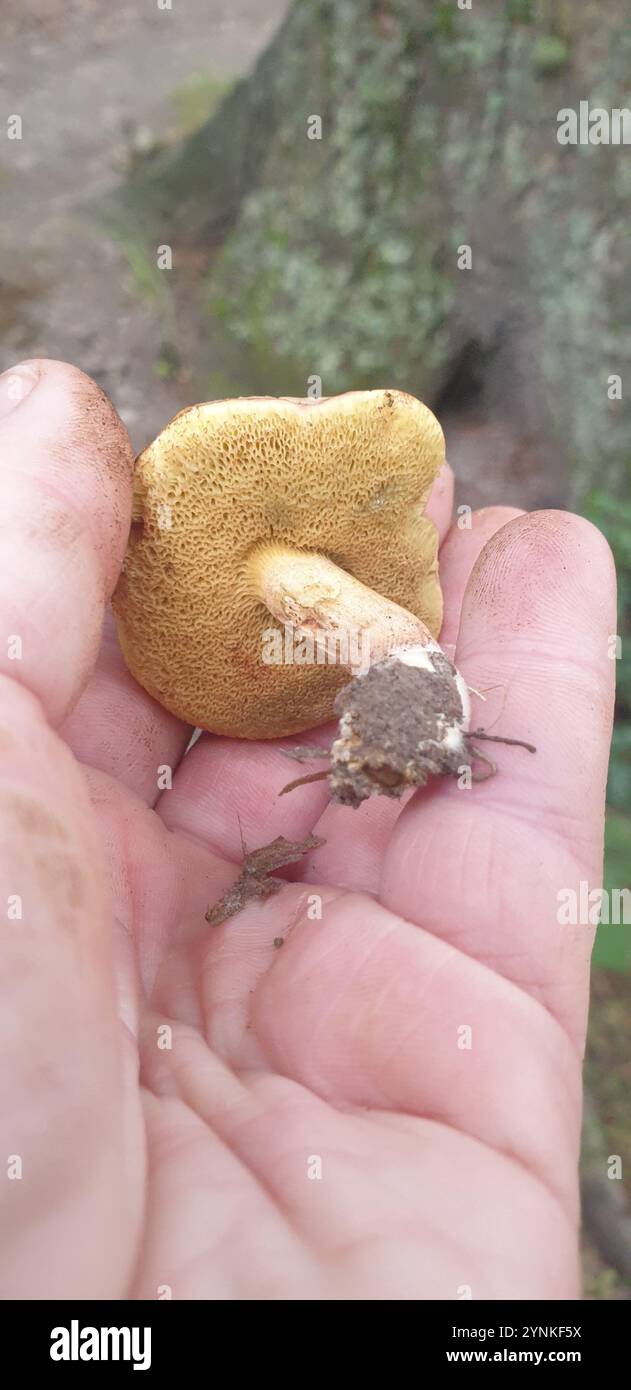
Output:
[{"xmin": 112, "ymin": 390, "xmax": 445, "ymax": 738}]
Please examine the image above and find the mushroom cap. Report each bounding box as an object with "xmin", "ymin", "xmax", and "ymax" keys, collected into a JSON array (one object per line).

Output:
[{"xmin": 112, "ymin": 390, "xmax": 445, "ymax": 738}]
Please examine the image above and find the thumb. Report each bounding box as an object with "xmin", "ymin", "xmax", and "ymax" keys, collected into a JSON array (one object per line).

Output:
[
  {"xmin": 0, "ymin": 359, "xmax": 138, "ymax": 1298},
  {"xmin": 0, "ymin": 358, "xmax": 133, "ymax": 723}
]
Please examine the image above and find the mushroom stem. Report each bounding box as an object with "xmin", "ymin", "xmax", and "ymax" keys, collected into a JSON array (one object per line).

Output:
[
  {"xmin": 249, "ymin": 541, "xmax": 477, "ymax": 807},
  {"xmin": 247, "ymin": 542, "xmax": 435, "ymax": 668}
]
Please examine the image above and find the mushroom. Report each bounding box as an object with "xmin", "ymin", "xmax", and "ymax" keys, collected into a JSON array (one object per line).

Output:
[{"xmin": 113, "ymin": 390, "xmax": 533, "ymax": 812}]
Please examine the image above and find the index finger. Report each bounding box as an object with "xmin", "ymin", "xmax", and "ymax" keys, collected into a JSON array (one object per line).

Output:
[{"xmin": 380, "ymin": 510, "xmax": 616, "ymax": 1052}]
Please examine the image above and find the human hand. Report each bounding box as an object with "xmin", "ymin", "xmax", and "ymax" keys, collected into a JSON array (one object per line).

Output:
[{"xmin": 0, "ymin": 360, "xmax": 615, "ymax": 1299}]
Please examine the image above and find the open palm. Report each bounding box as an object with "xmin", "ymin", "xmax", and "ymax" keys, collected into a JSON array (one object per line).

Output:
[{"xmin": 0, "ymin": 361, "xmax": 615, "ymax": 1299}]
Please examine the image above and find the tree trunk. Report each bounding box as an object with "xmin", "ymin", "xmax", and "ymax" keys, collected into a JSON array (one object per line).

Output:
[{"xmin": 117, "ymin": 0, "xmax": 631, "ymax": 509}]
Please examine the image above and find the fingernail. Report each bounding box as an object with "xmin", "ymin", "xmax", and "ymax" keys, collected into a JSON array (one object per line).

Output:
[{"xmin": 0, "ymin": 363, "xmax": 40, "ymax": 420}]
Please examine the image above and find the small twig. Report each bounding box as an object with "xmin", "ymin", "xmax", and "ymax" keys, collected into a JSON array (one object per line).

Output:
[
  {"xmin": 468, "ymin": 729, "xmax": 537, "ymax": 754},
  {"xmin": 279, "ymin": 769, "xmax": 331, "ymax": 796},
  {"xmin": 281, "ymin": 744, "xmax": 333, "ymax": 763}
]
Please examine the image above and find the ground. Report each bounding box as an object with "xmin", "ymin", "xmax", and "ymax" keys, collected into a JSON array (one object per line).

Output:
[{"xmin": 0, "ymin": 0, "xmax": 289, "ymax": 450}]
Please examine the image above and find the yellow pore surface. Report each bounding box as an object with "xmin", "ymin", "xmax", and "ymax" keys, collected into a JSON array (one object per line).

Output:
[{"xmin": 113, "ymin": 390, "xmax": 445, "ymax": 738}]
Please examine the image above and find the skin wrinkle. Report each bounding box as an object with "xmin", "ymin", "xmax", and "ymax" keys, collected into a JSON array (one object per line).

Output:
[
  {"xmin": 456, "ymin": 793, "xmax": 601, "ymax": 856},
  {"xmin": 386, "ymin": 807, "xmax": 595, "ymax": 1051},
  {"xmin": 147, "ymin": 1048, "xmax": 575, "ymax": 1276},
  {"xmin": 4, "ymin": 425, "xmax": 128, "ymax": 596},
  {"xmin": 416, "ymin": 945, "xmax": 583, "ymax": 1173},
  {"xmin": 0, "ymin": 508, "xmax": 94, "ymax": 605},
  {"xmin": 255, "ymin": 892, "xmax": 400, "ymax": 1022},
  {"xmin": 0, "ymin": 549, "xmax": 103, "ymax": 729},
  {"xmin": 0, "ymin": 678, "xmax": 60, "ymax": 765},
  {"xmin": 153, "ymin": 1061, "xmax": 448, "ymax": 1266},
  {"xmin": 62, "ymin": 607, "xmax": 192, "ymax": 808},
  {"xmin": 363, "ymin": 954, "xmax": 458, "ymax": 1094},
  {"xmin": 199, "ymin": 892, "xmax": 289, "ymax": 1050},
  {"xmin": 2, "ymin": 616, "xmax": 98, "ymax": 729},
  {"xmin": 153, "ymin": 1033, "xmax": 243, "ymax": 1111},
  {"xmin": 159, "ymin": 800, "xmax": 246, "ymax": 870},
  {"xmin": 262, "ymin": 941, "xmax": 356, "ymax": 1076},
  {"xmin": 157, "ymin": 725, "xmax": 335, "ymax": 864},
  {"xmin": 469, "ymin": 670, "xmax": 610, "ymax": 743},
  {"xmin": 467, "ymin": 810, "xmax": 496, "ymax": 920},
  {"xmin": 171, "ymin": 1234, "xmax": 318, "ymax": 1302},
  {"xmin": 327, "ymin": 1223, "xmax": 482, "ymax": 1293},
  {"xmin": 463, "ymin": 637, "xmax": 611, "ymax": 670},
  {"xmin": 252, "ymin": 1139, "xmax": 461, "ymax": 1265},
  {"xmin": 255, "ymin": 895, "xmax": 580, "ymax": 1212},
  {"xmin": 113, "ymin": 922, "xmax": 141, "ymax": 1044},
  {"xmin": 488, "ymin": 800, "xmax": 600, "ymax": 855},
  {"xmin": 139, "ymin": 1088, "xmax": 317, "ymax": 1285}
]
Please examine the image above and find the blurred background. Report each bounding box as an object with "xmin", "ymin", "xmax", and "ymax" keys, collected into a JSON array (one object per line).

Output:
[{"xmin": 1, "ymin": 0, "xmax": 629, "ymax": 1296}]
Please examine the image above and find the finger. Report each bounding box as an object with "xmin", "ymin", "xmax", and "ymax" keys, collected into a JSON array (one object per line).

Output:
[
  {"xmin": 61, "ymin": 609, "xmax": 192, "ymax": 805},
  {"xmin": 0, "ymin": 359, "xmax": 133, "ymax": 723},
  {"xmin": 438, "ymin": 506, "xmax": 524, "ymax": 656},
  {"xmin": 380, "ymin": 511, "xmax": 616, "ymax": 1051},
  {"xmin": 0, "ymin": 360, "xmax": 140, "ymax": 1295},
  {"xmin": 158, "ymin": 726, "xmax": 333, "ymax": 863}
]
